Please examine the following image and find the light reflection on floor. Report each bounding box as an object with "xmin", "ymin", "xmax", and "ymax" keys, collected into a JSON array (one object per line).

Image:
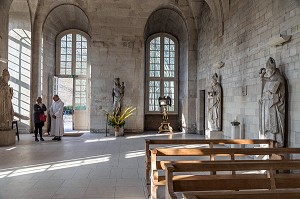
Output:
[{"xmin": 0, "ymin": 131, "xmax": 204, "ymax": 199}]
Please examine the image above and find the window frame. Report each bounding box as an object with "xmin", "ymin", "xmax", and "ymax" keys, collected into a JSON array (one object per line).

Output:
[
  {"xmin": 56, "ymin": 29, "xmax": 90, "ymax": 78},
  {"xmin": 145, "ymin": 33, "xmax": 178, "ymax": 114}
]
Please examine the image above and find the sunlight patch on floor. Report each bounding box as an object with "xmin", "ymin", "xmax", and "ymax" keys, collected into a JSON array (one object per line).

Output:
[
  {"xmin": 125, "ymin": 150, "xmax": 145, "ymax": 158},
  {"xmin": 0, "ymin": 154, "xmax": 111, "ymax": 178}
]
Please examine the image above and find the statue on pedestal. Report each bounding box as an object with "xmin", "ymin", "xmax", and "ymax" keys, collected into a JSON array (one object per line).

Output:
[
  {"xmin": 112, "ymin": 77, "xmax": 125, "ymax": 116},
  {"xmin": 259, "ymin": 57, "xmax": 286, "ymax": 147},
  {"xmin": 0, "ymin": 69, "xmax": 14, "ymax": 131},
  {"xmin": 207, "ymin": 73, "xmax": 222, "ymax": 131}
]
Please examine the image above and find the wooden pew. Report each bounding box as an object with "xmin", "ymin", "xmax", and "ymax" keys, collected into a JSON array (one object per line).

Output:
[
  {"xmin": 165, "ymin": 160, "xmax": 300, "ymax": 199},
  {"xmin": 183, "ymin": 189, "xmax": 300, "ymax": 199},
  {"xmin": 150, "ymin": 147, "xmax": 300, "ymax": 198},
  {"xmin": 145, "ymin": 139, "xmax": 276, "ymax": 185}
]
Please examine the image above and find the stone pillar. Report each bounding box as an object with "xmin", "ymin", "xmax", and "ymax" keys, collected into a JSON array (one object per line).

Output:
[
  {"xmin": 29, "ymin": 17, "xmax": 43, "ymax": 133},
  {"xmin": 0, "ymin": 4, "xmax": 9, "ymax": 72}
]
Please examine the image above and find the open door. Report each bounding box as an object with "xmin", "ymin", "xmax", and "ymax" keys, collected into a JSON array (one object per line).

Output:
[
  {"xmin": 55, "ymin": 77, "xmax": 74, "ymax": 131},
  {"xmin": 54, "ymin": 77, "xmax": 89, "ymax": 131},
  {"xmin": 73, "ymin": 78, "xmax": 88, "ymax": 130}
]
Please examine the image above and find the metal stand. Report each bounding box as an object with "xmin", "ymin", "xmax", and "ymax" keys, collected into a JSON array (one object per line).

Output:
[
  {"xmin": 105, "ymin": 113, "xmax": 109, "ymax": 137},
  {"xmin": 158, "ymin": 106, "xmax": 173, "ymax": 133}
]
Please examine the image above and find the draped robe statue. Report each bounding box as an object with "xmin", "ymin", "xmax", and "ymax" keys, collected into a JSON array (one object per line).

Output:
[
  {"xmin": 112, "ymin": 78, "xmax": 125, "ymax": 116},
  {"xmin": 0, "ymin": 69, "xmax": 14, "ymax": 130},
  {"xmin": 259, "ymin": 57, "xmax": 286, "ymax": 147},
  {"xmin": 208, "ymin": 73, "xmax": 222, "ymax": 131}
]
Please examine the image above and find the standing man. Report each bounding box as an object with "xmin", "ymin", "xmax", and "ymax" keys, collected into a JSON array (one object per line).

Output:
[{"xmin": 50, "ymin": 95, "xmax": 64, "ymax": 141}]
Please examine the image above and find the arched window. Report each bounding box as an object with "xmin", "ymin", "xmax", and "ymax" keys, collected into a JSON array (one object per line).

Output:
[
  {"xmin": 58, "ymin": 32, "xmax": 88, "ymax": 76},
  {"xmin": 145, "ymin": 33, "xmax": 178, "ymax": 113},
  {"xmin": 8, "ymin": 29, "xmax": 31, "ymax": 124},
  {"xmin": 56, "ymin": 30, "xmax": 90, "ymax": 130}
]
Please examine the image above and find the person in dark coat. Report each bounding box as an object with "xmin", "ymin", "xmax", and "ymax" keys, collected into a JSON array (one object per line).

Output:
[{"xmin": 33, "ymin": 97, "xmax": 47, "ymax": 141}]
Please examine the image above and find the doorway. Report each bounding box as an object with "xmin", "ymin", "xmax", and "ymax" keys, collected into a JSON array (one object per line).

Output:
[
  {"xmin": 199, "ymin": 90, "xmax": 205, "ymax": 135},
  {"xmin": 54, "ymin": 77, "xmax": 89, "ymax": 131}
]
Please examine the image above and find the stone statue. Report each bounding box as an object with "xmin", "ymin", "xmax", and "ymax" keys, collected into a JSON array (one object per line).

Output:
[
  {"xmin": 112, "ymin": 77, "xmax": 124, "ymax": 115},
  {"xmin": 208, "ymin": 73, "xmax": 222, "ymax": 131},
  {"xmin": 259, "ymin": 57, "xmax": 286, "ymax": 147},
  {"xmin": 0, "ymin": 69, "xmax": 14, "ymax": 130}
]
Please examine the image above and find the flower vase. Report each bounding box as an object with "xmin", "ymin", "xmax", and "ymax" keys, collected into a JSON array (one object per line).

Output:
[
  {"xmin": 119, "ymin": 126, "xmax": 124, "ymax": 136},
  {"xmin": 114, "ymin": 126, "xmax": 120, "ymax": 137}
]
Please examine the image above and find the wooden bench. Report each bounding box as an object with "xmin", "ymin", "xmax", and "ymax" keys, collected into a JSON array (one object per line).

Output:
[
  {"xmin": 150, "ymin": 147, "xmax": 300, "ymax": 198},
  {"xmin": 145, "ymin": 139, "xmax": 276, "ymax": 185},
  {"xmin": 182, "ymin": 189, "xmax": 300, "ymax": 199},
  {"xmin": 165, "ymin": 160, "xmax": 300, "ymax": 199}
]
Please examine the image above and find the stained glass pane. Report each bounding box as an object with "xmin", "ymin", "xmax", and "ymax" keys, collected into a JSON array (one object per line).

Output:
[
  {"xmin": 149, "ymin": 81, "xmax": 160, "ymax": 111},
  {"xmin": 164, "ymin": 81, "xmax": 175, "ymax": 111},
  {"xmin": 76, "ymin": 34, "xmax": 82, "ymax": 41},
  {"xmin": 147, "ymin": 35, "xmax": 176, "ymax": 112},
  {"xmin": 149, "ymin": 37, "xmax": 160, "ymax": 78},
  {"xmin": 164, "ymin": 37, "xmax": 175, "ymax": 78},
  {"xmin": 61, "ymin": 47, "xmax": 66, "ymax": 54}
]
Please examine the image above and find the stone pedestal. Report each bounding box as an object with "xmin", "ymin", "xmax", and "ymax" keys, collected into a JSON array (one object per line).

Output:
[
  {"xmin": 0, "ymin": 129, "xmax": 16, "ymax": 146},
  {"xmin": 231, "ymin": 126, "xmax": 240, "ymax": 139},
  {"xmin": 230, "ymin": 120, "xmax": 241, "ymax": 147},
  {"xmin": 206, "ymin": 129, "xmax": 223, "ymax": 139}
]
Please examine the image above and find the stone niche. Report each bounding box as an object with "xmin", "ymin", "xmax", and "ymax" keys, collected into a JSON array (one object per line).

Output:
[{"xmin": 0, "ymin": 129, "xmax": 16, "ymax": 146}]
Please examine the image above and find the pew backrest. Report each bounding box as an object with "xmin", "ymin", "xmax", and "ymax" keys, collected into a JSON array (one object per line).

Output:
[
  {"xmin": 145, "ymin": 139, "xmax": 276, "ymax": 184},
  {"xmin": 165, "ymin": 160, "xmax": 300, "ymax": 199}
]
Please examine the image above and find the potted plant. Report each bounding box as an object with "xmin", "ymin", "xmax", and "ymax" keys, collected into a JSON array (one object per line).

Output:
[{"xmin": 105, "ymin": 106, "xmax": 136, "ymax": 136}]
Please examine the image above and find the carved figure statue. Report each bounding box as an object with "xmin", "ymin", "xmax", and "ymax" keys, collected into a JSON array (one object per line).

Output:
[
  {"xmin": 259, "ymin": 57, "xmax": 286, "ymax": 147},
  {"xmin": 208, "ymin": 73, "xmax": 222, "ymax": 131},
  {"xmin": 112, "ymin": 78, "xmax": 124, "ymax": 115},
  {"xmin": 0, "ymin": 69, "xmax": 14, "ymax": 130}
]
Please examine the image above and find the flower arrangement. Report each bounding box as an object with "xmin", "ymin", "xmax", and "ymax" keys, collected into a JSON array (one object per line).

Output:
[{"xmin": 105, "ymin": 106, "xmax": 136, "ymax": 128}]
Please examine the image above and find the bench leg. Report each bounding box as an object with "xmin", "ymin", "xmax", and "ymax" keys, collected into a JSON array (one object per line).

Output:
[
  {"xmin": 151, "ymin": 184, "xmax": 158, "ymax": 199},
  {"xmin": 11, "ymin": 121, "xmax": 19, "ymax": 141},
  {"xmin": 146, "ymin": 163, "xmax": 150, "ymax": 185},
  {"xmin": 16, "ymin": 122, "xmax": 19, "ymax": 141}
]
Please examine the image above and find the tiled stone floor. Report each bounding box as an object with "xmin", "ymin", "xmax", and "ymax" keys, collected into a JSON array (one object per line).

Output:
[{"xmin": 0, "ymin": 132, "xmax": 204, "ymax": 199}]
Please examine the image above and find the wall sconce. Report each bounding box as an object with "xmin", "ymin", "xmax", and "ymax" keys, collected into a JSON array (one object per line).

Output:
[
  {"xmin": 268, "ymin": 34, "xmax": 291, "ymax": 47},
  {"xmin": 0, "ymin": 58, "xmax": 8, "ymax": 63},
  {"xmin": 213, "ymin": 61, "xmax": 225, "ymax": 69}
]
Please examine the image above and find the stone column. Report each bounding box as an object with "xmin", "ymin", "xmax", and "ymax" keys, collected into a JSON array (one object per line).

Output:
[
  {"xmin": 29, "ymin": 15, "xmax": 43, "ymax": 132},
  {"xmin": 0, "ymin": 3, "xmax": 9, "ymax": 72}
]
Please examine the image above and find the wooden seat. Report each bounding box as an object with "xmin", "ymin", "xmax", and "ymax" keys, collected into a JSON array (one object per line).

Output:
[
  {"xmin": 150, "ymin": 147, "xmax": 300, "ymax": 199},
  {"xmin": 11, "ymin": 120, "xmax": 19, "ymax": 141},
  {"xmin": 145, "ymin": 139, "xmax": 276, "ymax": 185},
  {"xmin": 165, "ymin": 160, "xmax": 300, "ymax": 199}
]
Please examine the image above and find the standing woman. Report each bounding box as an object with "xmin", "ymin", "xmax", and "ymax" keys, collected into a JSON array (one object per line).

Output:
[{"xmin": 33, "ymin": 97, "xmax": 47, "ymax": 141}]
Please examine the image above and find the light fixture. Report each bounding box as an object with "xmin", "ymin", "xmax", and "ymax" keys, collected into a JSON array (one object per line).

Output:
[
  {"xmin": 0, "ymin": 58, "xmax": 8, "ymax": 63},
  {"xmin": 213, "ymin": 61, "xmax": 225, "ymax": 69},
  {"xmin": 268, "ymin": 34, "xmax": 291, "ymax": 47}
]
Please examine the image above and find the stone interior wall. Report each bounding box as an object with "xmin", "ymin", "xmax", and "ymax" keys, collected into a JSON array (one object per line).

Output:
[
  {"xmin": 86, "ymin": 0, "xmax": 196, "ymax": 133},
  {"xmin": 197, "ymin": 0, "xmax": 300, "ymax": 146}
]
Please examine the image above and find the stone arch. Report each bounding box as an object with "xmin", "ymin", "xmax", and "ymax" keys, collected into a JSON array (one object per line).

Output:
[
  {"xmin": 27, "ymin": 1, "xmax": 91, "ymax": 131},
  {"xmin": 187, "ymin": 0, "xmax": 225, "ymax": 37},
  {"xmin": 144, "ymin": 5, "xmax": 190, "ymax": 131},
  {"xmin": 43, "ymin": 3, "xmax": 91, "ymax": 36},
  {"xmin": 42, "ymin": 3, "xmax": 91, "ymax": 112}
]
